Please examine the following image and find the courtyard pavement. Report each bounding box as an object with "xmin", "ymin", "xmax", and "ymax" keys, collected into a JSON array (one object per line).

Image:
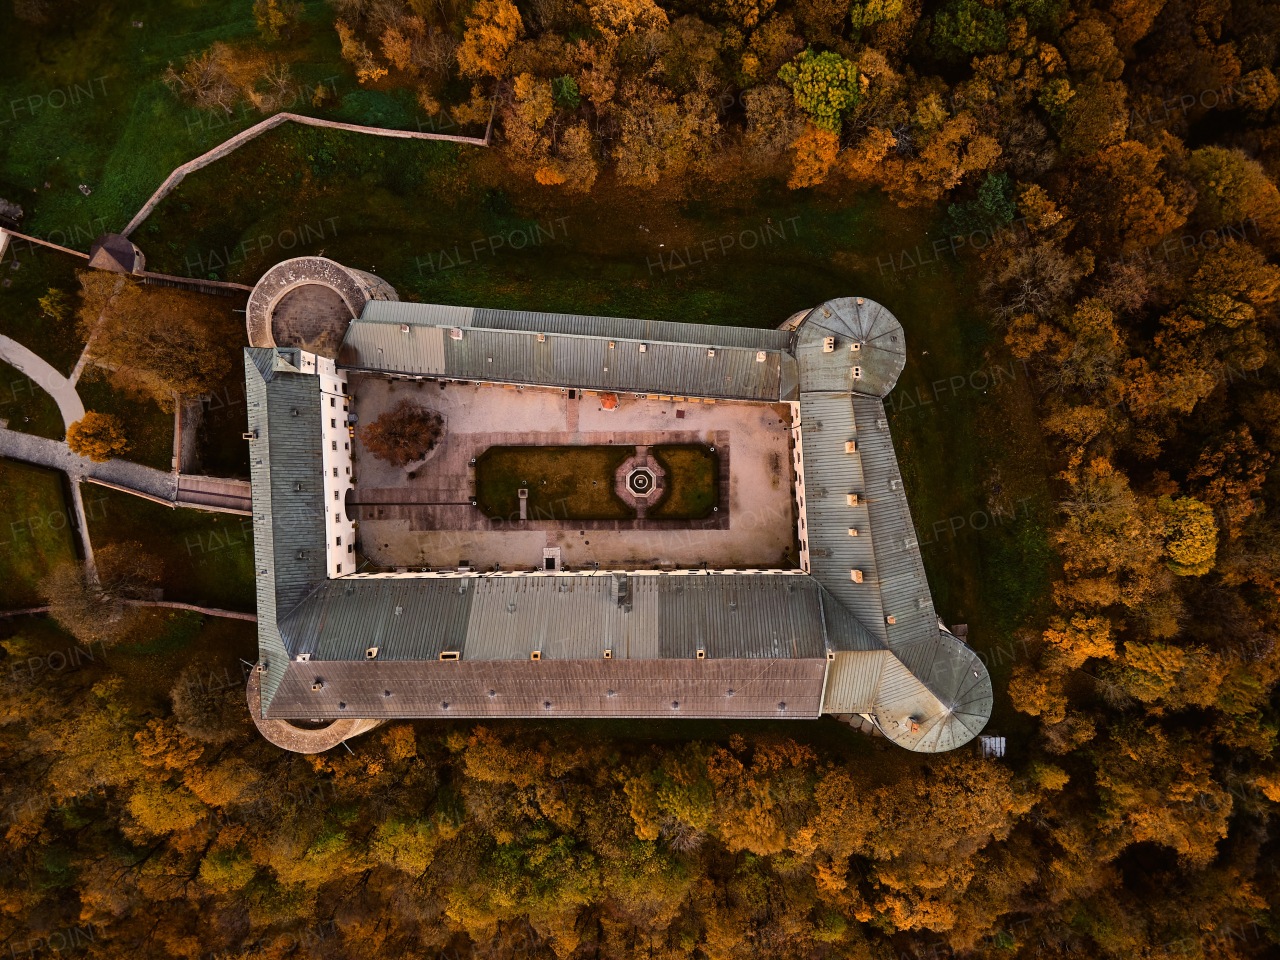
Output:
[{"xmin": 350, "ymin": 377, "xmax": 797, "ymax": 571}]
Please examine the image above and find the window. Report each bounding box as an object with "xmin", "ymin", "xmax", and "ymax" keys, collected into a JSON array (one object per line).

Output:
[
  {"xmin": 336, "ymin": 536, "xmax": 342, "ymax": 546},
  {"xmin": 330, "ymin": 398, "xmax": 335, "ymax": 407},
  {"xmin": 344, "ymin": 442, "xmax": 349, "ymax": 450},
  {"xmin": 331, "ymin": 418, "xmax": 336, "ymax": 428},
  {"xmin": 332, "ymin": 468, "xmax": 338, "ymax": 477},
  {"xmin": 347, "ymin": 544, "xmax": 353, "ymax": 554},
  {"xmin": 333, "ymin": 491, "xmax": 339, "ymax": 501},
  {"xmin": 337, "ymin": 563, "xmax": 342, "ymax": 572},
  {"xmin": 331, "ymin": 441, "xmax": 337, "ymax": 451}
]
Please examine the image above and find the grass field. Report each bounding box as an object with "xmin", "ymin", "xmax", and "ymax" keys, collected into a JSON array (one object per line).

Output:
[
  {"xmin": 87, "ymin": 489, "xmax": 255, "ymax": 611},
  {"xmin": 76, "ymin": 371, "xmax": 174, "ymax": 471},
  {"xmin": 649, "ymin": 444, "xmax": 719, "ymax": 520},
  {"xmin": 0, "ymin": 246, "xmax": 86, "ymax": 374},
  {"xmin": 0, "ymin": 361, "xmax": 65, "ymax": 440},
  {"xmin": 475, "ymin": 445, "xmax": 634, "ymax": 522},
  {"xmin": 0, "ymin": 459, "xmax": 80, "ymax": 607}
]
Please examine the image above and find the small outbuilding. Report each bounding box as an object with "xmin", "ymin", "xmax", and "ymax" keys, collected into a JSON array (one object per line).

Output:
[{"xmin": 88, "ymin": 233, "xmax": 146, "ymax": 275}]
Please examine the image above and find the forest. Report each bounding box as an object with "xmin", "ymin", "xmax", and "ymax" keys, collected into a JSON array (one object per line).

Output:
[{"xmin": 1, "ymin": 0, "xmax": 1279, "ymax": 957}]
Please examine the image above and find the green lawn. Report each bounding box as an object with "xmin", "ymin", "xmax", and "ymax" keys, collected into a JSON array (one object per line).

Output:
[
  {"xmin": 0, "ymin": 459, "xmax": 80, "ymax": 607},
  {"xmin": 0, "ymin": 245, "xmax": 86, "ymax": 374},
  {"xmin": 76, "ymin": 370, "xmax": 174, "ymax": 471},
  {"xmin": 0, "ymin": 0, "xmax": 483, "ymax": 242},
  {"xmin": 649, "ymin": 444, "xmax": 719, "ymax": 520},
  {"xmin": 0, "ymin": 361, "xmax": 65, "ymax": 440},
  {"xmin": 87, "ymin": 489, "xmax": 255, "ymax": 611},
  {"xmin": 475, "ymin": 445, "xmax": 634, "ymax": 522}
]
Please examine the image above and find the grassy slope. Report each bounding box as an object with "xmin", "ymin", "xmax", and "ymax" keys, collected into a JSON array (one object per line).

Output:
[
  {"xmin": 88, "ymin": 488, "xmax": 255, "ymax": 611},
  {"xmin": 0, "ymin": 0, "xmax": 431, "ymax": 238},
  {"xmin": 0, "ymin": 459, "xmax": 79, "ymax": 607}
]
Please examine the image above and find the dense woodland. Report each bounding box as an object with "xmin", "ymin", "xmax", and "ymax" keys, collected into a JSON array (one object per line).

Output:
[{"xmin": 3, "ymin": 0, "xmax": 1280, "ymax": 957}]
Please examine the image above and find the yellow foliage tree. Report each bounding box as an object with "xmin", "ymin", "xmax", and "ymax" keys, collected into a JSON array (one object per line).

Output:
[
  {"xmin": 586, "ymin": 0, "xmax": 669, "ymax": 37},
  {"xmin": 66, "ymin": 412, "xmax": 128, "ymax": 462},
  {"xmin": 457, "ymin": 0, "xmax": 522, "ymax": 79},
  {"xmin": 1157, "ymin": 496, "xmax": 1217, "ymax": 576},
  {"xmin": 336, "ymin": 19, "xmax": 388, "ymax": 84},
  {"xmin": 787, "ymin": 124, "xmax": 840, "ymax": 189},
  {"xmin": 1042, "ymin": 613, "xmax": 1116, "ymax": 669}
]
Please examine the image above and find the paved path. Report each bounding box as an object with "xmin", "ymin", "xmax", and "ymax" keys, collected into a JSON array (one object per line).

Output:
[
  {"xmin": 0, "ymin": 334, "xmax": 85, "ymax": 428},
  {"xmin": 0, "ymin": 427, "xmax": 177, "ymax": 499}
]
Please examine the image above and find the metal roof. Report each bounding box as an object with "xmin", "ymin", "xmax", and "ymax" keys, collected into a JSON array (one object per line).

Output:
[
  {"xmin": 797, "ymin": 391, "xmax": 890, "ymax": 642},
  {"xmin": 245, "ymin": 348, "xmax": 330, "ymax": 706},
  {"xmin": 340, "ymin": 301, "xmax": 789, "ymax": 401},
  {"xmin": 363, "ymin": 300, "xmax": 793, "ymax": 350},
  {"xmin": 794, "ymin": 297, "xmax": 906, "ymax": 398},
  {"xmin": 268, "ymin": 657, "xmax": 827, "ymax": 719},
  {"xmin": 276, "ymin": 572, "xmax": 831, "ymax": 667}
]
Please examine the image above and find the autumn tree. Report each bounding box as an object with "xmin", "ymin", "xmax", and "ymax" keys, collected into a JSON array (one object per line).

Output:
[
  {"xmin": 787, "ymin": 123, "xmax": 840, "ymax": 188},
  {"xmin": 457, "ymin": 0, "xmax": 522, "ymax": 78},
  {"xmin": 162, "ymin": 47, "xmax": 239, "ymax": 114},
  {"xmin": 1158, "ymin": 496, "xmax": 1217, "ymax": 576},
  {"xmin": 613, "ymin": 84, "xmax": 719, "ymax": 187},
  {"xmin": 171, "ymin": 664, "xmax": 249, "ymax": 744},
  {"xmin": 931, "ymin": 0, "xmax": 1008, "ymax": 61},
  {"xmin": 75, "ymin": 273, "xmax": 240, "ymax": 407},
  {"xmin": 1067, "ymin": 140, "xmax": 1193, "ymax": 251},
  {"xmin": 1055, "ymin": 455, "xmax": 1166, "ymax": 609},
  {"xmin": 39, "ymin": 542, "xmax": 162, "ymax": 646},
  {"xmin": 777, "ymin": 49, "xmax": 859, "ymax": 133},
  {"xmin": 253, "ymin": 0, "xmax": 301, "ymax": 41},
  {"xmin": 361, "ymin": 400, "xmax": 445, "ymax": 467},
  {"xmin": 1187, "ymin": 146, "xmax": 1280, "ymax": 246},
  {"xmin": 66, "ymin": 412, "xmax": 129, "ymax": 462},
  {"xmin": 337, "ymin": 18, "xmax": 388, "ymax": 82}
]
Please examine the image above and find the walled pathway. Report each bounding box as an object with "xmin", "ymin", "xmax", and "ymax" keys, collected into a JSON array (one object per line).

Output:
[
  {"xmin": 122, "ymin": 110, "xmax": 493, "ymax": 237},
  {"xmin": 0, "ymin": 334, "xmax": 85, "ymax": 428},
  {"xmin": 0, "ymin": 601, "xmax": 256, "ymax": 622},
  {"xmin": 0, "ymin": 427, "xmax": 177, "ymax": 499}
]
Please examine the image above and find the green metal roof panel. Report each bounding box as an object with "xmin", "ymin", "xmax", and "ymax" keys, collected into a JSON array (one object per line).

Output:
[
  {"xmin": 345, "ymin": 301, "xmax": 789, "ymax": 400},
  {"xmin": 656, "ymin": 574, "xmax": 827, "ymax": 659},
  {"xmin": 794, "ymin": 298, "xmax": 906, "ymax": 398},
  {"xmin": 245, "ymin": 347, "xmax": 329, "ymax": 711}
]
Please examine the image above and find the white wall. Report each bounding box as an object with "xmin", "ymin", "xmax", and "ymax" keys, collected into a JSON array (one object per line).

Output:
[{"xmin": 308, "ymin": 353, "xmax": 357, "ymax": 577}]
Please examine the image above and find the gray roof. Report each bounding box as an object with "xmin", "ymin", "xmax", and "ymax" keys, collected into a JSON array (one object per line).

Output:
[
  {"xmin": 340, "ymin": 301, "xmax": 791, "ymax": 401},
  {"xmin": 793, "ymin": 297, "xmax": 906, "ymax": 398},
  {"xmin": 276, "ymin": 573, "xmax": 852, "ymax": 667},
  {"xmin": 245, "ymin": 348, "xmax": 330, "ymax": 706},
  {"xmin": 268, "ymin": 656, "xmax": 827, "ymax": 720}
]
